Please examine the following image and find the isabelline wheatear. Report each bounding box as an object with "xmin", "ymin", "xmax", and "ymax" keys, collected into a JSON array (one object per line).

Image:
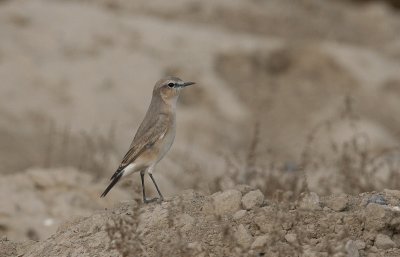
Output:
[{"xmin": 101, "ymin": 77, "xmax": 195, "ymax": 203}]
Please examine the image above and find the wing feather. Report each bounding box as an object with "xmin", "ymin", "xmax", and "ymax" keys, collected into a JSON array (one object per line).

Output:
[{"xmin": 119, "ymin": 115, "xmax": 170, "ymax": 169}]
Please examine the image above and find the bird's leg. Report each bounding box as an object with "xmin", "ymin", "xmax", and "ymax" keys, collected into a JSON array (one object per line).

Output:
[
  {"xmin": 140, "ymin": 170, "xmax": 148, "ymax": 203},
  {"xmin": 141, "ymin": 169, "xmax": 158, "ymax": 204},
  {"xmin": 149, "ymin": 173, "xmax": 164, "ymax": 202}
]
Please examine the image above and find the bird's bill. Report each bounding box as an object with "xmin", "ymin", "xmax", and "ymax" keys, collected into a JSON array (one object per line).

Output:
[{"xmin": 179, "ymin": 81, "xmax": 196, "ymax": 88}]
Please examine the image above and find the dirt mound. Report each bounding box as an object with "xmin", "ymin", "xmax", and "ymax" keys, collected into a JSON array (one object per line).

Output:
[
  {"xmin": 0, "ymin": 168, "xmax": 129, "ymax": 241},
  {"xmin": 9, "ymin": 188, "xmax": 400, "ymax": 257}
]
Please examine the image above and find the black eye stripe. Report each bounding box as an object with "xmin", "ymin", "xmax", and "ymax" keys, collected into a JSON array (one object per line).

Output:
[{"xmin": 167, "ymin": 82, "xmax": 174, "ymax": 87}]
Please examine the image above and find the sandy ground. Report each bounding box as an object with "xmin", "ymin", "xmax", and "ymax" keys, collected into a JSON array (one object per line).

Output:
[
  {"xmin": 4, "ymin": 186, "xmax": 400, "ymax": 257},
  {"xmin": 1, "ymin": 0, "xmax": 400, "ymax": 256}
]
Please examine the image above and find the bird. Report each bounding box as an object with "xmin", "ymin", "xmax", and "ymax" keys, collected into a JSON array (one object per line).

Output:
[{"xmin": 100, "ymin": 76, "xmax": 196, "ymax": 203}]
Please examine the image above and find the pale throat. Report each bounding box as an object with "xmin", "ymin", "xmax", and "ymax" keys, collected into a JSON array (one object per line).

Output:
[{"xmin": 162, "ymin": 94, "xmax": 179, "ymax": 109}]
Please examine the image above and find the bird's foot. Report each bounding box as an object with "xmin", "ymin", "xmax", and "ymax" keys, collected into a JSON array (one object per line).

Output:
[{"xmin": 143, "ymin": 197, "xmax": 163, "ymax": 204}]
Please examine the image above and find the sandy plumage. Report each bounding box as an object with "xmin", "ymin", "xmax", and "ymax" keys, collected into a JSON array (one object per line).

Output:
[{"xmin": 101, "ymin": 77, "xmax": 195, "ymax": 201}]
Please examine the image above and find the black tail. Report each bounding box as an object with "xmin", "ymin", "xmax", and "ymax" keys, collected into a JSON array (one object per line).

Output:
[{"xmin": 100, "ymin": 171, "xmax": 123, "ymax": 198}]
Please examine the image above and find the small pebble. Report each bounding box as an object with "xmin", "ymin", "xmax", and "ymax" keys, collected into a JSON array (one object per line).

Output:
[
  {"xmin": 251, "ymin": 235, "xmax": 268, "ymax": 249},
  {"xmin": 233, "ymin": 210, "xmax": 247, "ymax": 220},
  {"xmin": 345, "ymin": 240, "xmax": 359, "ymax": 257},
  {"xmin": 375, "ymin": 234, "xmax": 395, "ymax": 249},
  {"xmin": 241, "ymin": 190, "xmax": 264, "ymax": 210},
  {"xmin": 284, "ymin": 233, "xmax": 297, "ymax": 244},
  {"xmin": 234, "ymin": 224, "xmax": 252, "ymax": 249},
  {"xmin": 299, "ymin": 192, "xmax": 321, "ymax": 210},
  {"xmin": 325, "ymin": 195, "xmax": 348, "ymax": 212},
  {"xmin": 367, "ymin": 195, "xmax": 387, "ymax": 206},
  {"xmin": 211, "ymin": 189, "xmax": 242, "ymax": 216}
]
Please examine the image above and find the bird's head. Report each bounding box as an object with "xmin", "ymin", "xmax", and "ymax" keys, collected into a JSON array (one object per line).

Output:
[{"xmin": 153, "ymin": 76, "xmax": 195, "ymax": 105}]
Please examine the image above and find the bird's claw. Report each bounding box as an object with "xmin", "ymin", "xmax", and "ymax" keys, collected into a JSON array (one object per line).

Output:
[{"xmin": 143, "ymin": 197, "xmax": 163, "ymax": 204}]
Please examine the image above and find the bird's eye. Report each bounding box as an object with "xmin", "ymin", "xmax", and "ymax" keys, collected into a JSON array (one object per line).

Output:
[{"xmin": 167, "ymin": 82, "xmax": 175, "ymax": 88}]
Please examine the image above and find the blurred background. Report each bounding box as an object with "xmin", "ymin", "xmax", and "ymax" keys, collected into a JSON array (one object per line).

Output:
[{"xmin": 2, "ymin": 0, "xmax": 400, "ymax": 242}]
